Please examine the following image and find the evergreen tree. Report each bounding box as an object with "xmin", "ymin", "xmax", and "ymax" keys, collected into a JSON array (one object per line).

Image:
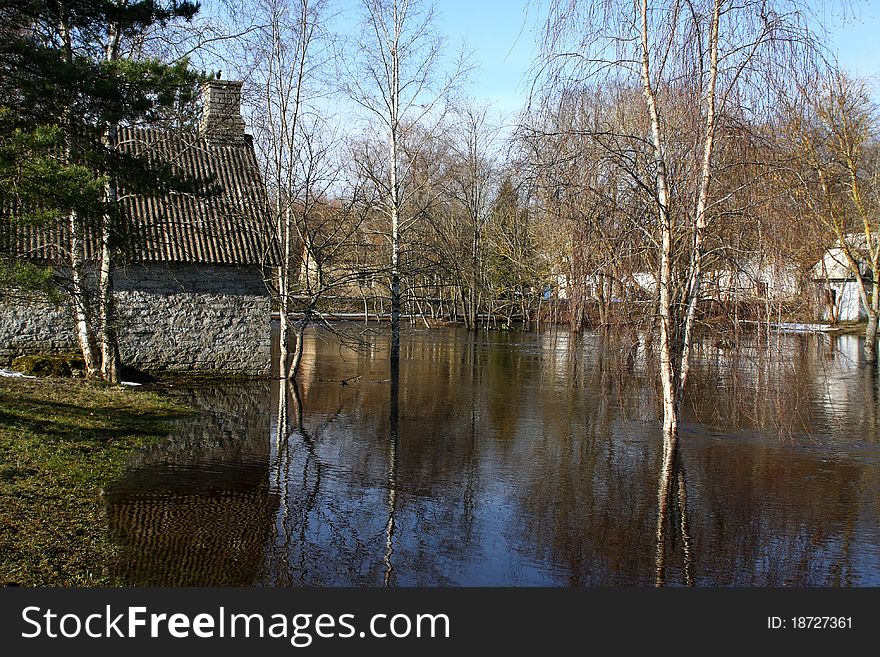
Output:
[
  {"xmin": 486, "ymin": 175, "xmax": 537, "ymax": 323},
  {"xmin": 1, "ymin": 0, "xmax": 203, "ymax": 381}
]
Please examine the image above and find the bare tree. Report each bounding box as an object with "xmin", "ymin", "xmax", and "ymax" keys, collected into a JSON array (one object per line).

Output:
[
  {"xmin": 520, "ymin": 86, "xmax": 655, "ymax": 331},
  {"xmin": 441, "ymin": 103, "xmax": 499, "ymax": 329},
  {"xmin": 345, "ymin": 0, "xmax": 466, "ymax": 362},
  {"xmin": 535, "ymin": 0, "xmax": 818, "ymax": 583},
  {"xmin": 782, "ymin": 68, "xmax": 880, "ymax": 361},
  {"xmin": 239, "ymin": 0, "xmax": 345, "ymax": 380}
]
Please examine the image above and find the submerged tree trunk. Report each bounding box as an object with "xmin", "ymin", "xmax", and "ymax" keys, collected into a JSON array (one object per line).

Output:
[
  {"xmin": 390, "ymin": 246, "xmax": 401, "ymax": 362},
  {"xmin": 387, "ymin": 15, "xmax": 402, "ymax": 364},
  {"xmin": 290, "ymin": 319, "xmax": 307, "ymax": 380},
  {"xmin": 867, "ymin": 268, "xmax": 880, "ymax": 364},
  {"xmin": 639, "ymin": 2, "xmax": 716, "ymax": 584},
  {"xmin": 641, "ymin": 0, "xmax": 719, "ymax": 442},
  {"xmin": 469, "ymin": 224, "xmax": 480, "ymax": 331},
  {"xmin": 642, "ymin": 44, "xmax": 679, "ymax": 443},
  {"xmin": 278, "ymin": 199, "xmax": 295, "ymax": 379},
  {"xmin": 458, "ymin": 281, "xmax": 472, "ymax": 330},
  {"xmin": 866, "ymin": 312, "xmax": 878, "ymax": 364},
  {"xmin": 278, "ymin": 266, "xmax": 291, "ymax": 378}
]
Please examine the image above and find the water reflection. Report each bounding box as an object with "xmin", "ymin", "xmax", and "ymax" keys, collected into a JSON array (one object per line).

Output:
[
  {"xmin": 107, "ymin": 327, "xmax": 880, "ymax": 586},
  {"xmin": 267, "ymin": 379, "xmax": 325, "ymax": 586},
  {"xmin": 384, "ymin": 357, "xmax": 399, "ymax": 587},
  {"xmin": 106, "ymin": 383, "xmax": 279, "ymax": 585},
  {"xmin": 654, "ymin": 451, "xmax": 693, "ymax": 588}
]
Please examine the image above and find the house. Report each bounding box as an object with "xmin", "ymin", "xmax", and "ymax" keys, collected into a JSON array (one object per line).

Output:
[
  {"xmin": 551, "ymin": 271, "xmax": 656, "ymax": 303},
  {"xmin": 704, "ymin": 259, "xmax": 800, "ymax": 304},
  {"xmin": 0, "ymin": 79, "xmax": 276, "ymax": 373},
  {"xmin": 552, "ymin": 258, "xmax": 799, "ymax": 308},
  {"xmin": 811, "ymin": 236, "xmax": 873, "ymax": 322}
]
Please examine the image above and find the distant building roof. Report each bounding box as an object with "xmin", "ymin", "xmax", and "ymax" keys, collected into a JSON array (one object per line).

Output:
[{"xmin": 2, "ymin": 81, "xmax": 276, "ymax": 267}]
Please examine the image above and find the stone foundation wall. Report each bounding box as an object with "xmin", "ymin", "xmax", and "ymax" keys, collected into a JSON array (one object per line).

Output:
[
  {"xmin": 0, "ymin": 301, "xmax": 75, "ymax": 359},
  {"xmin": 0, "ymin": 264, "xmax": 271, "ymax": 374}
]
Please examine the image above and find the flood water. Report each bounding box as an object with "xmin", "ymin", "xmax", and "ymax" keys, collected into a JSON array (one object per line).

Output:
[{"xmin": 106, "ymin": 325, "xmax": 880, "ymax": 586}]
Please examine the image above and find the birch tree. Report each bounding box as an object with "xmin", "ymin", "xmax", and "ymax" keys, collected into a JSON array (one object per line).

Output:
[
  {"xmin": 536, "ymin": 0, "xmax": 816, "ymax": 582},
  {"xmin": 3, "ymin": 0, "xmax": 200, "ymax": 382},
  {"xmin": 242, "ymin": 0, "xmax": 372, "ymax": 380},
  {"xmin": 345, "ymin": 0, "xmax": 465, "ymax": 362},
  {"xmin": 783, "ymin": 70, "xmax": 880, "ymax": 361},
  {"xmin": 241, "ymin": 0, "xmax": 327, "ymax": 379}
]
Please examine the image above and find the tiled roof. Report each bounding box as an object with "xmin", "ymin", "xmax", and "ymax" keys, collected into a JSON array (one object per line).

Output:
[{"xmin": 3, "ymin": 126, "xmax": 275, "ymax": 266}]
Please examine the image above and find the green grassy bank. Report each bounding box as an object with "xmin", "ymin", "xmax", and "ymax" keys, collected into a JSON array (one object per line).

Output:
[{"xmin": 0, "ymin": 378, "xmax": 188, "ymax": 586}]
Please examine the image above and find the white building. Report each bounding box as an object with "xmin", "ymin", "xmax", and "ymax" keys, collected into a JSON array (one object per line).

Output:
[
  {"xmin": 811, "ymin": 238, "xmax": 873, "ymax": 322},
  {"xmin": 706, "ymin": 260, "xmax": 800, "ymax": 303}
]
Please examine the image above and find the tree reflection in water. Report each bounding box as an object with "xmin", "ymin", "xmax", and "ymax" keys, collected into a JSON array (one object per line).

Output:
[
  {"xmin": 384, "ymin": 357, "xmax": 399, "ymax": 587},
  {"xmin": 654, "ymin": 449, "xmax": 693, "ymax": 587},
  {"xmin": 268, "ymin": 377, "xmax": 325, "ymax": 586},
  {"xmin": 109, "ymin": 326, "xmax": 880, "ymax": 586}
]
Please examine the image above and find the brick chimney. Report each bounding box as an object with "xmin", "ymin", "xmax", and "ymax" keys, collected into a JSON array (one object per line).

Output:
[{"xmin": 199, "ymin": 79, "xmax": 246, "ymax": 143}]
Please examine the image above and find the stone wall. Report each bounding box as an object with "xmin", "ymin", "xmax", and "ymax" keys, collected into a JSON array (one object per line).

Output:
[
  {"xmin": 0, "ymin": 301, "xmax": 74, "ymax": 359},
  {"xmin": 0, "ymin": 263, "xmax": 271, "ymax": 374}
]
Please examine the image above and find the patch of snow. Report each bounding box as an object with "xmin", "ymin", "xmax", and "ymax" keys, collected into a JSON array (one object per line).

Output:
[
  {"xmin": 120, "ymin": 381, "xmax": 142, "ymax": 386},
  {"xmin": 0, "ymin": 368, "xmax": 36, "ymax": 379},
  {"xmin": 772, "ymin": 323, "xmax": 835, "ymax": 333}
]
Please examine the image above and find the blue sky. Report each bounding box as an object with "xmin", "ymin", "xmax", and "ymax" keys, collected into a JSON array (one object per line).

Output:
[
  {"xmin": 824, "ymin": 0, "xmax": 880, "ymax": 83},
  {"xmin": 432, "ymin": 1, "xmax": 542, "ymax": 119},
  {"xmin": 431, "ymin": 0, "xmax": 880, "ymax": 116},
  {"xmin": 212, "ymin": 0, "xmax": 879, "ymax": 131}
]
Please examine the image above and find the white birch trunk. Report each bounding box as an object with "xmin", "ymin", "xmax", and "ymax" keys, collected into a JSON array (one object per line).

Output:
[
  {"xmin": 68, "ymin": 209, "xmax": 98, "ymax": 377},
  {"xmin": 290, "ymin": 320, "xmax": 307, "ymax": 380},
  {"xmin": 99, "ymin": 121, "xmax": 120, "ymax": 384},
  {"xmin": 98, "ymin": 22, "xmax": 123, "ymax": 383},
  {"xmin": 678, "ymin": 0, "xmax": 721, "ymax": 395},
  {"xmin": 639, "ymin": 0, "xmax": 677, "ymax": 442},
  {"xmin": 639, "ymin": 3, "xmax": 681, "ymax": 580},
  {"xmin": 278, "ymin": 264, "xmax": 291, "ymax": 378},
  {"xmin": 274, "ymin": 0, "xmax": 313, "ymax": 380},
  {"xmin": 278, "ymin": 201, "xmax": 292, "ymax": 378},
  {"xmin": 60, "ymin": 14, "xmax": 98, "ymax": 377},
  {"xmin": 389, "ymin": 39, "xmax": 402, "ymax": 363}
]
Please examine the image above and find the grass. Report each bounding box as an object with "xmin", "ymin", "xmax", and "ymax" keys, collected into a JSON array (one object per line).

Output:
[
  {"xmin": 11, "ymin": 353, "xmax": 85, "ymax": 378},
  {"xmin": 0, "ymin": 377, "xmax": 190, "ymax": 586}
]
